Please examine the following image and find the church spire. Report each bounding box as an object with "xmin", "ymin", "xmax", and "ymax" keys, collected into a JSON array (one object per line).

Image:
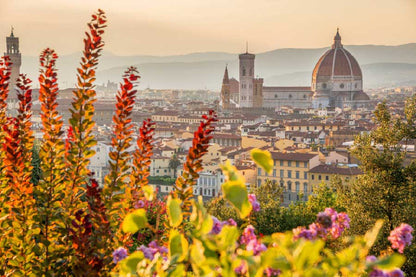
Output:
[
  {"xmin": 332, "ymin": 28, "xmax": 342, "ymax": 49},
  {"xmin": 222, "ymin": 65, "xmax": 229, "ymax": 84}
]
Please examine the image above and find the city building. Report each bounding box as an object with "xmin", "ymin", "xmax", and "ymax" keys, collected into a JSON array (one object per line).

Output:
[{"xmin": 220, "ymin": 30, "xmax": 370, "ymax": 110}]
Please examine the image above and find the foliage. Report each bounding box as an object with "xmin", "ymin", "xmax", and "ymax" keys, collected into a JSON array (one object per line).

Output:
[
  {"xmin": 0, "ymin": 8, "xmax": 413, "ymax": 276},
  {"xmin": 172, "ymin": 110, "xmax": 217, "ymax": 219},
  {"xmin": 337, "ymin": 100, "xmax": 416, "ymax": 273}
]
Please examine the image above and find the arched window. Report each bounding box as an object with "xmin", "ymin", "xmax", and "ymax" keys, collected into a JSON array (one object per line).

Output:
[
  {"xmin": 295, "ymin": 182, "xmax": 300, "ymax": 192},
  {"xmin": 340, "ymin": 83, "xmax": 345, "ymax": 89},
  {"xmin": 322, "ymin": 83, "xmax": 327, "ymax": 89},
  {"xmin": 287, "ymin": 181, "xmax": 292, "ymax": 191},
  {"xmin": 242, "ymin": 67, "xmax": 246, "ymax": 76}
]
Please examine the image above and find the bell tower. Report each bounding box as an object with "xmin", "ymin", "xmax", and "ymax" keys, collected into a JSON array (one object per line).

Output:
[
  {"xmin": 239, "ymin": 44, "xmax": 255, "ymax": 108},
  {"xmin": 5, "ymin": 27, "xmax": 21, "ymax": 88}
]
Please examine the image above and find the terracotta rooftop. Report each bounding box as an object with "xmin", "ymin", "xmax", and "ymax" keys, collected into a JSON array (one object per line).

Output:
[{"xmin": 309, "ymin": 164, "xmax": 362, "ymax": 175}]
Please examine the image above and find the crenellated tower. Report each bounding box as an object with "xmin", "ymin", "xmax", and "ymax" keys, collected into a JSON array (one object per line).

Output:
[{"xmin": 5, "ymin": 27, "xmax": 21, "ymax": 89}]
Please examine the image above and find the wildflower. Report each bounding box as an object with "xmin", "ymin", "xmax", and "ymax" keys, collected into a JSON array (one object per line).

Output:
[
  {"xmin": 293, "ymin": 208, "xmax": 350, "ymax": 240},
  {"xmin": 293, "ymin": 226, "xmax": 315, "ymax": 240},
  {"xmin": 387, "ymin": 269, "xmax": 405, "ymax": 277},
  {"xmin": 388, "ymin": 223, "xmax": 413, "ymax": 253},
  {"xmin": 248, "ymin": 194, "xmax": 260, "ymax": 212},
  {"xmin": 210, "ymin": 216, "xmax": 223, "ymax": 234},
  {"xmin": 240, "ymin": 225, "xmax": 257, "ymax": 245},
  {"xmin": 112, "ymin": 247, "xmax": 128, "ymax": 264},
  {"xmin": 138, "ymin": 240, "xmax": 168, "ymax": 261},
  {"xmin": 264, "ymin": 267, "xmax": 281, "ymax": 276},
  {"xmin": 235, "ymin": 260, "xmax": 248, "ymax": 275}
]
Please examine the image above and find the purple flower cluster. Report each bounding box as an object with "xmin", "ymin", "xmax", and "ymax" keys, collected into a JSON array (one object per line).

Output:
[
  {"xmin": 138, "ymin": 241, "xmax": 168, "ymax": 261},
  {"xmin": 210, "ymin": 216, "xmax": 237, "ymax": 235},
  {"xmin": 235, "ymin": 260, "xmax": 248, "ymax": 275},
  {"xmin": 112, "ymin": 247, "xmax": 128, "ymax": 264},
  {"xmin": 240, "ymin": 225, "xmax": 266, "ymax": 255},
  {"xmin": 388, "ymin": 223, "xmax": 413, "ymax": 253},
  {"xmin": 293, "ymin": 208, "xmax": 350, "ymax": 240},
  {"xmin": 367, "ymin": 256, "xmax": 404, "ymax": 277},
  {"xmin": 369, "ymin": 269, "xmax": 404, "ymax": 277},
  {"xmin": 264, "ymin": 267, "xmax": 281, "ymax": 276},
  {"xmin": 248, "ymin": 194, "xmax": 260, "ymax": 212}
]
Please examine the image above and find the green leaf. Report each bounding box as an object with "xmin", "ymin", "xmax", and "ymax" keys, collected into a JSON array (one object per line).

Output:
[
  {"xmin": 120, "ymin": 251, "xmax": 144, "ymax": 276},
  {"xmin": 222, "ymin": 179, "xmax": 252, "ymax": 218},
  {"xmin": 251, "ymin": 148, "xmax": 273, "ymax": 174},
  {"xmin": 216, "ymin": 225, "xmax": 239, "ymax": 251},
  {"xmin": 143, "ymin": 185, "xmax": 154, "ymax": 201},
  {"xmin": 375, "ymin": 254, "xmax": 405, "ymax": 270},
  {"xmin": 167, "ymin": 196, "xmax": 183, "ymax": 228},
  {"xmin": 122, "ymin": 209, "xmax": 147, "ymax": 233},
  {"xmin": 169, "ymin": 229, "xmax": 188, "ymax": 262},
  {"xmin": 364, "ymin": 220, "xmax": 383, "ymax": 249}
]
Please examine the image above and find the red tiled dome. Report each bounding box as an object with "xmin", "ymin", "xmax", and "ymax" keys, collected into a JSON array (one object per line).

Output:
[{"xmin": 312, "ymin": 31, "xmax": 362, "ymax": 83}]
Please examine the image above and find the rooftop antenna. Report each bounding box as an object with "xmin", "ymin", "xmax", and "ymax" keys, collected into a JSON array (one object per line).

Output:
[{"xmin": 10, "ymin": 26, "xmax": 14, "ymax": 37}]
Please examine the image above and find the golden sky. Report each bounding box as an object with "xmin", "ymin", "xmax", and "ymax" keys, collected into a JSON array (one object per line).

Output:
[{"xmin": 1, "ymin": 0, "xmax": 415, "ymax": 56}]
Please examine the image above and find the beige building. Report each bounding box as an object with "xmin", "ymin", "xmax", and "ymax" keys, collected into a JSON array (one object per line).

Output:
[
  {"xmin": 308, "ymin": 164, "xmax": 362, "ymax": 188},
  {"xmin": 256, "ymin": 152, "xmax": 320, "ymax": 203}
]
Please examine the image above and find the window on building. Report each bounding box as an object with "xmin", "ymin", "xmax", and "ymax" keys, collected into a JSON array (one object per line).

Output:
[
  {"xmin": 312, "ymin": 174, "xmax": 315, "ymax": 180},
  {"xmin": 273, "ymin": 169, "xmax": 277, "ymax": 177},
  {"xmin": 318, "ymin": 175, "xmax": 322, "ymax": 180},
  {"xmin": 280, "ymin": 160, "xmax": 284, "ymax": 166},
  {"xmin": 340, "ymin": 83, "xmax": 345, "ymax": 89},
  {"xmin": 304, "ymin": 172, "xmax": 307, "ymax": 179},
  {"xmin": 243, "ymin": 67, "xmax": 246, "ymax": 76},
  {"xmin": 304, "ymin": 183, "xmax": 308, "ymax": 193},
  {"xmin": 275, "ymin": 94, "xmax": 278, "ymax": 98},
  {"xmin": 296, "ymin": 171, "xmax": 300, "ymax": 179},
  {"xmin": 295, "ymin": 182, "xmax": 300, "ymax": 192},
  {"xmin": 304, "ymin": 162, "xmax": 308, "ymax": 168},
  {"xmin": 288, "ymin": 161, "xmax": 292, "ymax": 166},
  {"xmin": 289, "ymin": 94, "xmax": 292, "ymax": 99},
  {"xmin": 325, "ymin": 176, "xmax": 329, "ymax": 181},
  {"xmin": 288, "ymin": 170, "xmax": 292, "ymax": 178},
  {"xmin": 296, "ymin": 161, "xmax": 299, "ymax": 167},
  {"xmin": 288, "ymin": 181, "xmax": 292, "ymax": 191},
  {"xmin": 258, "ymin": 179, "xmax": 261, "ymax": 186},
  {"xmin": 280, "ymin": 170, "xmax": 284, "ymax": 178},
  {"xmin": 257, "ymin": 168, "xmax": 261, "ymax": 176}
]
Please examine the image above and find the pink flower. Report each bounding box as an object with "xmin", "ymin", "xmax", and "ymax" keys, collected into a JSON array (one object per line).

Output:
[
  {"xmin": 388, "ymin": 223, "xmax": 413, "ymax": 253},
  {"xmin": 248, "ymin": 194, "xmax": 260, "ymax": 212},
  {"xmin": 293, "ymin": 208, "xmax": 350, "ymax": 241},
  {"xmin": 235, "ymin": 260, "xmax": 248, "ymax": 275}
]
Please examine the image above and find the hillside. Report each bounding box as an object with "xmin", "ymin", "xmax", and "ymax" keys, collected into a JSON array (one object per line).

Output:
[{"xmin": 20, "ymin": 44, "xmax": 416, "ymax": 90}]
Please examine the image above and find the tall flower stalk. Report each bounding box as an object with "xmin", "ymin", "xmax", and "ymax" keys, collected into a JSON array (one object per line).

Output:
[{"xmin": 37, "ymin": 48, "xmax": 67, "ymax": 274}]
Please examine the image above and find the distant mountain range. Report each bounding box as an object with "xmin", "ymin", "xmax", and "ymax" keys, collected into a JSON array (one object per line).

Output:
[{"xmin": 20, "ymin": 43, "xmax": 416, "ymax": 90}]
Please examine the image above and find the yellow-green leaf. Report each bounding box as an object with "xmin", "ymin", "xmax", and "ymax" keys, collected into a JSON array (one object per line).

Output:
[
  {"xmin": 222, "ymin": 179, "xmax": 252, "ymax": 218},
  {"xmin": 251, "ymin": 148, "xmax": 273, "ymax": 174},
  {"xmin": 143, "ymin": 185, "xmax": 154, "ymax": 201},
  {"xmin": 167, "ymin": 196, "xmax": 183, "ymax": 228},
  {"xmin": 169, "ymin": 229, "xmax": 188, "ymax": 262},
  {"xmin": 119, "ymin": 251, "xmax": 144, "ymax": 276},
  {"xmin": 122, "ymin": 209, "xmax": 147, "ymax": 233}
]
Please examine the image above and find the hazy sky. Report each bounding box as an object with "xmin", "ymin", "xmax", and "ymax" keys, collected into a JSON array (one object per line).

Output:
[{"xmin": 1, "ymin": 0, "xmax": 415, "ymax": 56}]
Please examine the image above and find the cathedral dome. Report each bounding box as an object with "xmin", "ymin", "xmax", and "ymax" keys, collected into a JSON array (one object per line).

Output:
[{"xmin": 312, "ymin": 29, "xmax": 362, "ymax": 91}]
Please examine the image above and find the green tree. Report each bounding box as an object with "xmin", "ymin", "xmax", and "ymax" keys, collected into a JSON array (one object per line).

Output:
[
  {"xmin": 336, "ymin": 100, "xmax": 416, "ymax": 273},
  {"xmin": 168, "ymin": 153, "xmax": 181, "ymax": 178}
]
